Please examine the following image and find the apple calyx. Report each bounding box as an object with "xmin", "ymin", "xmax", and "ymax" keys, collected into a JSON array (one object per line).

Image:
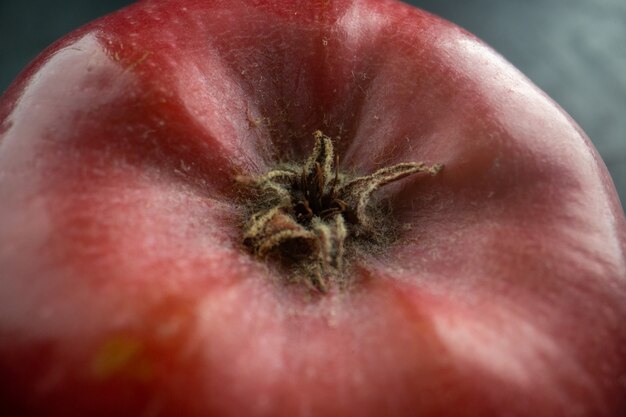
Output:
[{"xmin": 238, "ymin": 131, "xmax": 442, "ymax": 292}]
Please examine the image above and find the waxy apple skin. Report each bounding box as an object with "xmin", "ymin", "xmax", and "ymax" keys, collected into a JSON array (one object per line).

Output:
[{"xmin": 1, "ymin": 0, "xmax": 625, "ymax": 416}]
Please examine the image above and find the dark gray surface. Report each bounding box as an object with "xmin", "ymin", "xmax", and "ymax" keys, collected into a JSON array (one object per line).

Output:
[
  {"xmin": 1, "ymin": 0, "xmax": 624, "ymax": 208},
  {"xmin": 0, "ymin": 0, "xmax": 131, "ymax": 90}
]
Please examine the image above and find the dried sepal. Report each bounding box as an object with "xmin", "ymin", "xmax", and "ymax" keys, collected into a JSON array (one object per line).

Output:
[
  {"xmin": 236, "ymin": 169, "xmax": 297, "ymax": 205},
  {"xmin": 243, "ymin": 207, "xmax": 317, "ymax": 257},
  {"xmin": 304, "ymin": 131, "xmax": 335, "ymax": 190},
  {"xmin": 312, "ymin": 214, "xmax": 347, "ymax": 272},
  {"xmin": 339, "ymin": 162, "xmax": 443, "ymax": 231},
  {"xmin": 238, "ymin": 131, "xmax": 441, "ymax": 292}
]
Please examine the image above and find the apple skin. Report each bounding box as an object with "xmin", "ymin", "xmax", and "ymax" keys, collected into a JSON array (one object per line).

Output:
[{"xmin": 1, "ymin": 0, "xmax": 625, "ymax": 416}]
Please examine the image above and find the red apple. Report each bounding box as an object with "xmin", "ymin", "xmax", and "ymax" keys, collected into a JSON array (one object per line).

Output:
[{"xmin": 1, "ymin": 0, "xmax": 625, "ymax": 416}]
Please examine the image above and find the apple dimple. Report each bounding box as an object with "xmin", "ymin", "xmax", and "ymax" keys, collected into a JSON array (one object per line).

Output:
[{"xmin": 236, "ymin": 130, "xmax": 442, "ymax": 291}]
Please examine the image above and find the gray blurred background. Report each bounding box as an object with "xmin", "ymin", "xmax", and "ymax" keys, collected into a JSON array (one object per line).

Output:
[{"xmin": 1, "ymin": 0, "xmax": 624, "ymax": 209}]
